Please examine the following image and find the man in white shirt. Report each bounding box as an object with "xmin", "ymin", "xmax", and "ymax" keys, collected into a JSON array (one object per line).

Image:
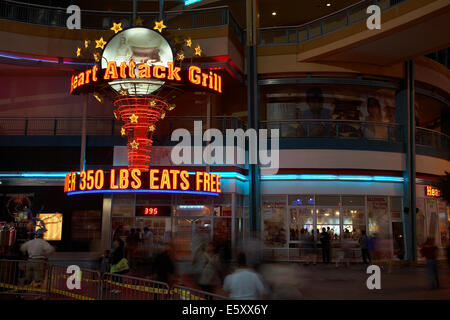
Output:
[
  {"xmin": 20, "ymin": 230, "xmax": 54, "ymax": 285},
  {"xmin": 223, "ymin": 253, "xmax": 266, "ymax": 300}
]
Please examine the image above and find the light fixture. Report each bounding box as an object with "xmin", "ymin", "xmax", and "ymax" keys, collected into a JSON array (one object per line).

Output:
[
  {"xmin": 326, "ymin": 3, "xmax": 331, "ymax": 7},
  {"xmin": 272, "ymin": 12, "xmax": 277, "ymax": 16}
]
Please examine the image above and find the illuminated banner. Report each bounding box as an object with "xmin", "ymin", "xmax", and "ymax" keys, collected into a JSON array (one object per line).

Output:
[
  {"xmin": 425, "ymin": 186, "xmax": 441, "ymax": 197},
  {"xmin": 70, "ymin": 62, "xmax": 222, "ymax": 94},
  {"xmin": 64, "ymin": 168, "xmax": 221, "ymax": 196}
]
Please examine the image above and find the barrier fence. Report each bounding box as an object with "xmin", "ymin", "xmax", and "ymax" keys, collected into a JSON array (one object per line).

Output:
[{"xmin": 0, "ymin": 259, "xmax": 225, "ymax": 300}]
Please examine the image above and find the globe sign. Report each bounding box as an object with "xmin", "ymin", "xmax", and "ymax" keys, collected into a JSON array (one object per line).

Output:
[{"xmin": 101, "ymin": 27, "xmax": 174, "ymax": 95}]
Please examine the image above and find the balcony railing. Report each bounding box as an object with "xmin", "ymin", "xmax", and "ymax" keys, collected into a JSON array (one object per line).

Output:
[
  {"xmin": 258, "ymin": 0, "xmax": 408, "ymax": 46},
  {"xmin": 416, "ymin": 127, "xmax": 450, "ymax": 153},
  {"xmin": 0, "ymin": 1, "xmax": 244, "ymax": 43},
  {"xmin": 261, "ymin": 119, "xmax": 403, "ymax": 142},
  {"xmin": 0, "ymin": 116, "xmax": 245, "ymax": 137}
]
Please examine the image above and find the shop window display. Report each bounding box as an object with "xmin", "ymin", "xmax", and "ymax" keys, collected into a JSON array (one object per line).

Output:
[
  {"xmin": 367, "ymin": 196, "xmax": 390, "ymax": 239},
  {"xmin": 262, "ymin": 196, "xmax": 286, "ymax": 247}
]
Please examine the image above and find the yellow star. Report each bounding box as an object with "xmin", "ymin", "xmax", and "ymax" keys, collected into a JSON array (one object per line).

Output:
[
  {"xmin": 149, "ymin": 100, "xmax": 157, "ymax": 107},
  {"xmin": 95, "ymin": 37, "xmax": 107, "ymax": 49},
  {"xmin": 176, "ymin": 51, "xmax": 185, "ymax": 61},
  {"xmin": 76, "ymin": 47, "xmax": 82, "ymax": 57},
  {"xmin": 148, "ymin": 124, "xmax": 156, "ymax": 132},
  {"xmin": 166, "ymin": 104, "xmax": 176, "ymax": 111},
  {"xmin": 185, "ymin": 38, "xmax": 192, "ymax": 47},
  {"xmin": 121, "ymin": 127, "xmax": 126, "ymax": 136},
  {"xmin": 130, "ymin": 140, "xmax": 139, "ymax": 150},
  {"xmin": 110, "ymin": 22, "xmax": 123, "ymax": 34},
  {"xmin": 134, "ymin": 16, "xmax": 144, "ymax": 26},
  {"xmin": 129, "ymin": 114, "xmax": 139, "ymax": 123},
  {"xmin": 113, "ymin": 110, "xmax": 120, "ymax": 119},
  {"xmin": 194, "ymin": 44, "xmax": 202, "ymax": 57},
  {"xmin": 153, "ymin": 20, "xmax": 167, "ymax": 33},
  {"xmin": 93, "ymin": 52, "xmax": 100, "ymax": 62},
  {"xmin": 118, "ymin": 88, "xmax": 129, "ymax": 96},
  {"xmin": 160, "ymin": 111, "xmax": 166, "ymax": 119},
  {"xmin": 84, "ymin": 40, "xmax": 90, "ymax": 48}
]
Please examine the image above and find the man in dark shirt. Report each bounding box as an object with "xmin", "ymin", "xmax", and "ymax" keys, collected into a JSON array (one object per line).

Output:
[{"xmin": 320, "ymin": 227, "xmax": 331, "ymax": 264}]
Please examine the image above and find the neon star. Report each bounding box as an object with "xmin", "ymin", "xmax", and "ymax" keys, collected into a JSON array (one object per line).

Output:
[
  {"xmin": 194, "ymin": 44, "xmax": 202, "ymax": 57},
  {"xmin": 130, "ymin": 140, "xmax": 139, "ymax": 150},
  {"xmin": 110, "ymin": 22, "xmax": 123, "ymax": 34},
  {"xmin": 149, "ymin": 100, "xmax": 157, "ymax": 107},
  {"xmin": 113, "ymin": 110, "xmax": 120, "ymax": 119},
  {"xmin": 121, "ymin": 127, "xmax": 126, "ymax": 136},
  {"xmin": 153, "ymin": 20, "xmax": 167, "ymax": 33},
  {"xmin": 166, "ymin": 104, "xmax": 176, "ymax": 111},
  {"xmin": 134, "ymin": 17, "xmax": 144, "ymax": 26},
  {"xmin": 176, "ymin": 51, "xmax": 185, "ymax": 61},
  {"xmin": 129, "ymin": 114, "xmax": 139, "ymax": 123},
  {"xmin": 95, "ymin": 37, "xmax": 107, "ymax": 49},
  {"xmin": 160, "ymin": 111, "xmax": 166, "ymax": 119},
  {"xmin": 76, "ymin": 47, "xmax": 82, "ymax": 57},
  {"xmin": 93, "ymin": 52, "xmax": 100, "ymax": 62},
  {"xmin": 185, "ymin": 38, "xmax": 192, "ymax": 47},
  {"xmin": 148, "ymin": 124, "xmax": 156, "ymax": 132},
  {"xmin": 94, "ymin": 92, "xmax": 104, "ymax": 103},
  {"xmin": 84, "ymin": 40, "xmax": 90, "ymax": 48}
]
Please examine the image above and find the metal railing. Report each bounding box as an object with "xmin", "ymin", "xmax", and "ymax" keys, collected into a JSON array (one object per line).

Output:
[
  {"xmin": 170, "ymin": 285, "xmax": 226, "ymax": 300},
  {"xmin": 259, "ymin": 0, "xmax": 408, "ymax": 46},
  {"xmin": 0, "ymin": 1, "xmax": 244, "ymax": 43},
  {"xmin": 0, "ymin": 259, "xmax": 225, "ymax": 300},
  {"xmin": 261, "ymin": 119, "xmax": 403, "ymax": 142},
  {"xmin": 0, "ymin": 116, "xmax": 246, "ymax": 137},
  {"xmin": 416, "ymin": 127, "xmax": 450, "ymax": 152}
]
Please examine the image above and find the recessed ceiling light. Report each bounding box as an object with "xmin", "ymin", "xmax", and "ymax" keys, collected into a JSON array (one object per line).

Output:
[
  {"xmin": 326, "ymin": 3, "xmax": 331, "ymax": 6},
  {"xmin": 272, "ymin": 11, "xmax": 277, "ymax": 16}
]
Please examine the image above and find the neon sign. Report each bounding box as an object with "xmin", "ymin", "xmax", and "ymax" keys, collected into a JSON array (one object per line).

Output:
[
  {"xmin": 64, "ymin": 168, "xmax": 221, "ymax": 196},
  {"xmin": 70, "ymin": 62, "xmax": 222, "ymax": 94},
  {"xmin": 136, "ymin": 206, "xmax": 171, "ymax": 217},
  {"xmin": 425, "ymin": 186, "xmax": 441, "ymax": 197}
]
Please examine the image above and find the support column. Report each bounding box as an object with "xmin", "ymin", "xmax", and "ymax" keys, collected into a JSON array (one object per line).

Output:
[
  {"xmin": 79, "ymin": 94, "xmax": 88, "ymax": 172},
  {"xmin": 159, "ymin": 0, "xmax": 164, "ymax": 20},
  {"xmin": 132, "ymin": 0, "xmax": 138, "ymax": 25},
  {"xmin": 246, "ymin": 0, "xmax": 260, "ymax": 233},
  {"xmin": 101, "ymin": 194, "xmax": 113, "ymax": 251},
  {"xmin": 397, "ymin": 60, "xmax": 416, "ymax": 262}
]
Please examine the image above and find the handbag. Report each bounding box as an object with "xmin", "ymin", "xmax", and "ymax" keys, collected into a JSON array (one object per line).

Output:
[{"xmin": 110, "ymin": 258, "xmax": 130, "ymax": 273}]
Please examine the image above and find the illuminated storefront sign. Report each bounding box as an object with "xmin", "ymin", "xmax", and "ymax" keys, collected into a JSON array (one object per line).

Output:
[
  {"xmin": 64, "ymin": 168, "xmax": 221, "ymax": 196},
  {"xmin": 70, "ymin": 62, "xmax": 222, "ymax": 94},
  {"xmin": 425, "ymin": 185, "xmax": 441, "ymax": 197}
]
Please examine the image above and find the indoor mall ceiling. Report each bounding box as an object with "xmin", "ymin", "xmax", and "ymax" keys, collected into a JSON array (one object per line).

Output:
[{"xmin": 16, "ymin": 0, "xmax": 363, "ymax": 28}]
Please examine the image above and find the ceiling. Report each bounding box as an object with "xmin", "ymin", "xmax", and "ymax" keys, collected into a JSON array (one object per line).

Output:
[{"xmin": 19, "ymin": 0, "xmax": 363, "ymax": 28}]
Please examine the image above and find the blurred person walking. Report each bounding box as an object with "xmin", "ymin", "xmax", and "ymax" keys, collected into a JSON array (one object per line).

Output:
[
  {"xmin": 420, "ymin": 237, "xmax": 440, "ymax": 290},
  {"xmin": 20, "ymin": 229, "xmax": 54, "ymax": 287},
  {"xmin": 142, "ymin": 227, "xmax": 154, "ymax": 272},
  {"xmin": 223, "ymin": 252, "xmax": 266, "ymax": 300},
  {"xmin": 320, "ymin": 228, "xmax": 331, "ymax": 264},
  {"xmin": 198, "ymin": 242, "xmax": 221, "ymax": 293},
  {"xmin": 110, "ymin": 239, "xmax": 129, "ymax": 294},
  {"xmin": 359, "ymin": 230, "xmax": 371, "ymax": 264},
  {"xmin": 153, "ymin": 243, "xmax": 176, "ymax": 285},
  {"xmin": 125, "ymin": 228, "xmax": 139, "ymax": 271}
]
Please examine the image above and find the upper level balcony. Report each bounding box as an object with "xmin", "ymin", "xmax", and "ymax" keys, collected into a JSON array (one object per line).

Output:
[{"xmin": 0, "ymin": 117, "xmax": 448, "ymax": 161}]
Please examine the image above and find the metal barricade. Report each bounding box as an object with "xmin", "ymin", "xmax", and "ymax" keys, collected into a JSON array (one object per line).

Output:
[
  {"xmin": 0, "ymin": 259, "xmax": 49, "ymax": 299},
  {"xmin": 47, "ymin": 264, "xmax": 101, "ymax": 300},
  {"xmin": 101, "ymin": 273, "xmax": 170, "ymax": 300},
  {"xmin": 170, "ymin": 285, "xmax": 226, "ymax": 300}
]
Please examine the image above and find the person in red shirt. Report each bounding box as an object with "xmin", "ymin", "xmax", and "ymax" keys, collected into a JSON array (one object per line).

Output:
[{"xmin": 420, "ymin": 237, "xmax": 440, "ymax": 290}]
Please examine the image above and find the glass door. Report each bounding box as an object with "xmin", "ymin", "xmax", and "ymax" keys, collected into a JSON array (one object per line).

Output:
[{"xmin": 174, "ymin": 217, "xmax": 213, "ymax": 260}]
